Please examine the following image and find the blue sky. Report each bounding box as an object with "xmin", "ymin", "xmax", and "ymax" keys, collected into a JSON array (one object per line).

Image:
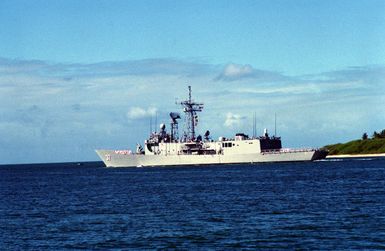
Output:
[{"xmin": 1, "ymin": 0, "xmax": 385, "ymax": 164}]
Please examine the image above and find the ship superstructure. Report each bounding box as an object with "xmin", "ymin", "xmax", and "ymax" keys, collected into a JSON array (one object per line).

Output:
[{"xmin": 96, "ymin": 86, "xmax": 328, "ymax": 167}]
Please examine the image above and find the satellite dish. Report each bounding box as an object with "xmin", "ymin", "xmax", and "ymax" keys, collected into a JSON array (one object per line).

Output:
[{"xmin": 170, "ymin": 112, "xmax": 181, "ymax": 120}]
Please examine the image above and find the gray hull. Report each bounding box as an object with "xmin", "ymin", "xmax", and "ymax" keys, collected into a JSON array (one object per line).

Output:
[{"xmin": 96, "ymin": 149, "xmax": 327, "ymax": 168}]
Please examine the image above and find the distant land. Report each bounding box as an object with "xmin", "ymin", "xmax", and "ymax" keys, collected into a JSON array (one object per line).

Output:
[{"xmin": 324, "ymin": 129, "xmax": 385, "ymax": 156}]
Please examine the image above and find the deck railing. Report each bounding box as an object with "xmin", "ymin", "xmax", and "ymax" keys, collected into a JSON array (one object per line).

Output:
[{"xmin": 261, "ymin": 148, "xmax": 317, "ymax": 154}]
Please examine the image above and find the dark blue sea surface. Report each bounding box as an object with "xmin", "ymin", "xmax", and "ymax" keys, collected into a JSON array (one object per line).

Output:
[{"xmin": 1, "ymin": 158, "xmax": 385, "ymax": 250}]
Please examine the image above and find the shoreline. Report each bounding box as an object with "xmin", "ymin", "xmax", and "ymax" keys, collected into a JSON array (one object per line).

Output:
[{"xmin": 326, "ymin": 153, "xmax": 385, "ymax": 158}]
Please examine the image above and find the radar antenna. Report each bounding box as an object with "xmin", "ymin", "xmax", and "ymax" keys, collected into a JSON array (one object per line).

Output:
[
  {"xmin": 180, "ymin": 86, "xmax": 203, "ymax": 141},
  {"xmin": 170, "ymin": 112, "xmax": 181, "ymax": 141}
]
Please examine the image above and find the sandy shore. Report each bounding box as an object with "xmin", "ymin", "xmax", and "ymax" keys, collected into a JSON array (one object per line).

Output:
[{"xmin": 326, "ymin": 153, "xmax": 385, "ymax": 158}]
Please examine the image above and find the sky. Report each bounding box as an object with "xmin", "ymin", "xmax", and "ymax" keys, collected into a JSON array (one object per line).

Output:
[{"xmin": 1, "ymin": 0, "xmax": 385, "ymax": 164}]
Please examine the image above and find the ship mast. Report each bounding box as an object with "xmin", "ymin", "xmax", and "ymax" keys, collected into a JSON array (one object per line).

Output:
[{"xmin": 180, "ymin": 86, "xmax": 203, "ymax": 141}]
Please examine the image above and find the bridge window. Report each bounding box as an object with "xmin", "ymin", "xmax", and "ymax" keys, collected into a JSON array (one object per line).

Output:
[{"xmin": 222, "ymin": 142, "xmax": 233, "ymax": 148}]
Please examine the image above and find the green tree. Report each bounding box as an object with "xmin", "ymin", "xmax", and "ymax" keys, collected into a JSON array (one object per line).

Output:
[
  {"xmin": 372, "ymin": 130, "xmax": 385, "ymax": 139},
  {"xmin": 362, "ymin": 132, "xmax": 368, "ymax": 140}
]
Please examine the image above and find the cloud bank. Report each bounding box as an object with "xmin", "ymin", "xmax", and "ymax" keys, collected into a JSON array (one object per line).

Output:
[{"xmin": 1, "ymin": 57, "xmax": 384, "ymax": 164}]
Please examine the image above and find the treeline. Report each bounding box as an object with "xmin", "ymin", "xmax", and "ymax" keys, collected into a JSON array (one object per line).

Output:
[
  {"xmin": 324, "ymin": 129, "xmax": 385, "ymax": 155},
  {"xmin": 362, "ymin": 129, "xmax": 385, "ymax": 140}
]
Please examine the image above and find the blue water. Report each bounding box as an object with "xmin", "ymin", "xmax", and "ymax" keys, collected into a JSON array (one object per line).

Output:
[{"xmin": 1, "ymin": 159, "xmax": 385, "ymax": 250}]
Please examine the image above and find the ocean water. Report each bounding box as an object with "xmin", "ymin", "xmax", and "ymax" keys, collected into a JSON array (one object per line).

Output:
[{"xmin": 1, "ymin": 159, "xmax": 385, "ymax": 250}]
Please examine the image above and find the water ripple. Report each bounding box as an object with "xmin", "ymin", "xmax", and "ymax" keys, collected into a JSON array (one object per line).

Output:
[{"xmin": 1, "ymin": 160, "xmax": 385, "ymax": 249}]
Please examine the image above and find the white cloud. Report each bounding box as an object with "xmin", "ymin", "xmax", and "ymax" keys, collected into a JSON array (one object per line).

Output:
[
  {"xmin": 223, "ymin": 64, "xmax": 254, "ymax": 78},
  {"xmin": 224, "ymin": 112, "xmax": 246, "ymax": 128},
  {"xmin": 216, "ymin": 63, "xmax": 287, "ymax": 82},
  {"xmin": 127, "ymin": 107, "xmax": 157, "ymax": 120}
]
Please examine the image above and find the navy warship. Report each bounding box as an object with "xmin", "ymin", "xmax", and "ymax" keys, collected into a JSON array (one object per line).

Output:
[{"xmin": 96, "ymin": 86, "xmax": 328, "ymax": 167}]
